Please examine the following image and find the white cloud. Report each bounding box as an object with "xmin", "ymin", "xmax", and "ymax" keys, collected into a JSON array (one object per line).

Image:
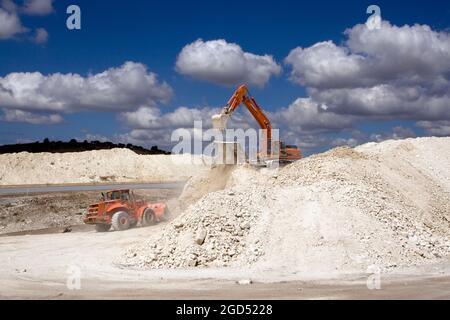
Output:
[
  {"xmin": 368, "ymin": 126, "xmax": 416, "ymax": 142},
  {"xmin": 286, "ymin": 21, "xmax": 450, "ymax": 91},
  {"xmin": 261, "ymin": 98, "xmax": 358, "ymax": 152},
  {"xmin": 116, "ymin": 97, "xmax": 358, "ymax": 151},
  {"xmin": 417, "ymin": 121, "xmax": 450, "ymax": 137},
  {"xmin": 1, "ymin": 0, "xmax": 17, "ymax": 13},
  {"xmin": 22, "ymin": 0, "xmax": 53, "ymax": 16},
  {"xmin": 2, "ymin": 108, "xmax": 63, "ymax": 124},
  {"xmin": 84, "ymin": 134, "xmax": 110, "ymax": 143},
  {"xmin": 176, "ymin": 39, "xmax": 281, "ymax": 87},
  {"xmin": 345, "ymin": 21, "xmax": 450, "ymax": 77},
  {"xmin": 274, "ymin": 98, "xmax": 355, "ymax": 133},
  {"xmin": 1, "ymin": 0, "xmax": 52, "ymax": 42},
  {"xmin": 331, "ymin": 126, "xmax": 416, "ymax": 148},
  {"xmin": 285, "ymin": 20, "xmax": 450, "ymax": 135},
  {"xmin": 118, "ymin": 106, "xmax": 218, "ymax": 147},
  {"xmin": 0, "ymin": 7, "xmax": 26, "ymax": 39},
  {"xmin": 309, "ymin": 84, "xmax": 450, "ymax": 120},
  {"xmin": 0, "ymin": 61, "xmax": 173, "ymax": 113},
  {"xmin": 33, "ymin": 27, "xmax": 48, "ymax": 43},
  {"xmin": 116, "ymin": 129, "xmax": 173, "ymax": 148},
  {"xmin": 285, "ymin": 41, "xmax": 365, "ymax": 89},
  {"xmin": 116, "ymin": 103, "xmax": 263, "ymax": 149},
  {"xmin": 330, "ymin": 137, "xmax": 360, "ymax": 148},
  {"xmin": 120, "ymin": 106, "xmax": 217, "ymax": 130}
]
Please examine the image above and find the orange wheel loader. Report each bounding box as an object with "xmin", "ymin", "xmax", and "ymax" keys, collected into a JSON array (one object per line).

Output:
[{"xmin": 83, "ymin": 189, "xmax": 169, "ymax": 232}]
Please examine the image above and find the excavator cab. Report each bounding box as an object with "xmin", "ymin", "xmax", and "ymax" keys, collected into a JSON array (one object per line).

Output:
[{"xmin": 279, "ymin": 142, "xmax": 302, "ymax": 163}]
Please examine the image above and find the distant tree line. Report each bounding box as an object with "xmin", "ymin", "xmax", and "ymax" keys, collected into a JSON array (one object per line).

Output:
[{"xmin": 0, "ymin": 138, "xmax": 171, "ymax": 155}]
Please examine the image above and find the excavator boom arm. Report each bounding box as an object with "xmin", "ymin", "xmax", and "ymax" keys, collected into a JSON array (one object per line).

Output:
[
  {"xmin": 212, "ymin": 84, "xmax": 273, "ymax": 155},
  {"xmin": 225, "ymin": 84, "xmax": 249, "ymax": 113},
  {"xmin": 223, "ymin": 85, "xmax": 272, "ymax": 138},
  {"xmin": 212, "ymin": 84, "xmax": 302, "ymax": 163}
]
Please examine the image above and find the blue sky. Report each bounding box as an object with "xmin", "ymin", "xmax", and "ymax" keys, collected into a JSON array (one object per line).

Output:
[{"xmin": 0, "ymin": 0, "xmax": 449, "ymax": 154}]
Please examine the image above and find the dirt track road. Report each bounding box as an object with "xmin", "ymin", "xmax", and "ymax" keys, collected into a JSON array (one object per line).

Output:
[
  {"xmin": 1, "ymin": 224, "xmax": 449, "ymax": 300},
  {"xmin": 0, "ymin": 182, "xmax": 184, "ymax": 195}
]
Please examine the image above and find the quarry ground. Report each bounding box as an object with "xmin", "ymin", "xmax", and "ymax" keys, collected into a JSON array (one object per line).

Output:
[
  {"xmin": 0, "ymin": 188, "xmax": 449, "ymax": 300},
  {"xmin": 0, "ymin": 189, "xmax": 179, "ymax": 235},
  {"xmin": 1, "ymin": 221, "xmax": 449, "ymax": 300}
]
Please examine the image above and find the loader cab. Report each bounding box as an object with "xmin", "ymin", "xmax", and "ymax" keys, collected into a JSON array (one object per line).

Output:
[{"xmin": 104, "ymin": 189, "xmax": 131, "ymax": 201}]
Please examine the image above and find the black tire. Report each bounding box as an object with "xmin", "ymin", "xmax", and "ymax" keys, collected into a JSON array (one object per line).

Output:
[
  {"xmin": 111, "ymin": 211, "xmax": 131, "ymax": 231},
  {"xmin": 95, "ymin": 224, "xmax": 110, "ymax": 232},
  {"xmin": 130, "ymin": 220, "xmax": 138, "ymax": 228},
  {"xmin": 141, "ymin": 208, "xmax": 155, "ymax": 227}
]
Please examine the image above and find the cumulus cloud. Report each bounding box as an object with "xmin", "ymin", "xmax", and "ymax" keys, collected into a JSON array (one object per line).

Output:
[
  {"xmin": 1, "ymin": 0, "xmax": 16, "ymax": 13},
  {"xmin": 116, "ymin": 128, "xmax": 182, "ymax": 149},
  {"xmin": 330, "ymin": 136, "xmax": 360, "ymax": 148},
  {"xmin": 117, "ymin": 94, "xmax": 360, "ymax": 151},
  {"xmin": 118, "ymin": 106, "xmax": 219, "ymax": 147},
  {"xmin": 0, "ymin": 62, "xmax": 173, "ymax": 113},
  {"xmin": 117, "ymin": 97, "xmax": 357, "ymax": 151},
  {"xmin": 285, "ymin": 20, "xmax": 450, "ymax": 130},
  {"xmin": 0, "ymin": 0, "xmax": 52, "ymax": 41},
  {"xmin": 331, "ymin": 126, "xmax": 416, "ymax": 148},
  {"xmin": 368, "ymin": 126, "xmax": 416, "ymax": 142},
  {"xmin": 417, "ymin": 121, "xmax": 450, "ymax": 137},
  {"xmin": 22, "ymin": 0, "xmax": 53, "ymax": 16},
  {"xmin": 116, "ymin": 102, "xmax": 264, "ymax": 149},
  {"xmin": 150, "ymin": 20, "xmax": 450, "ymax": 151},
  {"xmin": 285, "ymin": 41, "xmax": 365, "ymax": 89},
  {"xmin": 287, "ymin": 21, "xmax": 450, "ymax": 90},
  {"xmin": 2, "ymin": 108, "xmax": 63, "ymax": 124},
  {"xmin": 84, "ymin": 133, "xmax": 110, "ymax": 143},
  {"xmin": 262, "ymin": 99, "xmax": 357, "ymax": 151},
  {"xmin": 310, "ymin": 84, "xmax": 450, "ymax": 120},
  {"xmin": 120, "ymin": 106, "xmax": 217, "ymax": 130},
  {"xmin": 273, "ymin": 98, "xmax": 355, "ymax": 133},
  {"xmin": 0, "ymin": 5, "xmax": 26, "ymax": 39},
  {"xmin": 176, "ymin": 39, "xmax": 281, "ymax": 87}
]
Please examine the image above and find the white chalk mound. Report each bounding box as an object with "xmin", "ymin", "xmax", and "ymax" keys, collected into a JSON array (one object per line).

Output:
[
  {"xmin": 123, "ymin": 137, "xmax": 450, "ymax": 277},
  {"xmin": 0, "ymin": 149, "xmax": 208, "ymax": 185}
]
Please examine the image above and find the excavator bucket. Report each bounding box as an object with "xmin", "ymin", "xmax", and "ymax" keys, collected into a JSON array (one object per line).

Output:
[
  {"xmin": 211, "ymin": 113, "xmax": 246, "ymax": 165},
  {"xmin": 212, "ymin": 113, "xmax": 230, "ymax": 131}
]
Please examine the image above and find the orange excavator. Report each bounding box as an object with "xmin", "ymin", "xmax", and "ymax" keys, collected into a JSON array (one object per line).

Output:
[{"xmin": 212, "ymin": 84, "xmax": 302, "ymax": 166}]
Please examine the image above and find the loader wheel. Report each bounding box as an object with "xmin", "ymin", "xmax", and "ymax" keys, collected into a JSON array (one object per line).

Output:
[
  {"xmin": 111, "ymin": 211, "xmax": 131, "ymax": 231},
  {"xmin": 141, "ymin": 208, "xmax": 155, "ymax": 227},
  {"xmin": 95, "ymin": 224, "xmax": 110, "ymax": 232}
]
